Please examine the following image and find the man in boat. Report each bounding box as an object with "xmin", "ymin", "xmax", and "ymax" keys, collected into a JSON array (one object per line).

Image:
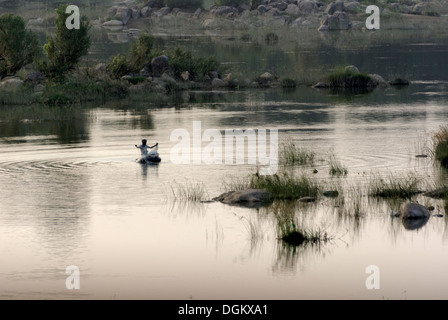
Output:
[{"xmin": 135, "ymin": 139, "xmax": 158, "ymax": 156}]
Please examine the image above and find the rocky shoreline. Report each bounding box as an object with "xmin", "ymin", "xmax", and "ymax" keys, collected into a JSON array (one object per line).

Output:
[{"xmin": 95, "ymin": 0, "xmax": 448, "ymax": 31}]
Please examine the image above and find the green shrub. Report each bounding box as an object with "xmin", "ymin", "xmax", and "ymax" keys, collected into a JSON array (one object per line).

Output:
[
  {"xmin": 167, "ymin": 47, "xmax": 221, "ymax": 81},
  {"xmin": 107, "ymin": 54, "xmax": 129, "ymax": 79},
  {"xmin": 281, "ymin": 78, "xmax": 297, "ymax": 88},
  {"xmin": 164, "ymin": 0, "xmax": 203, "ymax": 8},
  {"xmin": 128, "ymin": 33, "xmax": 155, "ymax": 73},
  {"xmin": 0, "ymin": 14, "xmax": 40, "ymax": 79},
  {"xmin": 325, "ymin": 68, "xmax": 372, "ymax": 88}
]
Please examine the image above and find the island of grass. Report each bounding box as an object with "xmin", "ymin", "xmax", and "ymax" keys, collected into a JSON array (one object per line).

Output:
[{"xmin": 313, "ymin": 65, "xmax": 395, "ymax": 89}]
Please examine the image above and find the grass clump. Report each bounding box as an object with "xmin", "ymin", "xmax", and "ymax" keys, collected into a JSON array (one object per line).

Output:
[
  {"xmin": 280, "ymin": 78, "xmax": 297, "ymax": 88},
  {"xmin": 280, "ymin": 140, "xmax": 315, "ymax": 166},
  {"xmin": 433, "ymin": 125, "xmax": 448, "ymax": 168},
  {"xmin": 325, "ymin": 68, "xmax": 373, "ymax": 88},
  {"xmin": 249, "ymin": 170, "xmax": 319, "ymax": 200},
  {"xmin": 272, "ymin": 201, "xmax": 330, "ymax": 246},
  {"xmin": 328, "ymin": 156, "xmax": 348, "ymax": 176},
  {"xmin": 169, "ymin": 181, "xmax": 208, "ymax": 202},
  {"xmin": 368, "ymin": 173, "xmax": 421, "ymax": 199}
]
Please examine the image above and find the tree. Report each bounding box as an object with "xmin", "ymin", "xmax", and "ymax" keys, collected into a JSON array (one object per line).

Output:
[
  {"xmin": 0, "ymin": 14, "xmax": 40, "ymax": 79},
  {"xmin": 40, "ymin": 5, "xmax": 91, "ymax": 80},
  {"xmin": 128, "ymin": 33, "xmax": 155, "ymax": 72}
]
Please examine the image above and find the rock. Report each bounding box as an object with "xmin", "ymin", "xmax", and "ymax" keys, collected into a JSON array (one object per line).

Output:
[
  {"xmin": 275, "ymin": 1, "xmax": 289, "ymax": 11},
  {"xmin": 401, "ymin": 203, "xmax": 430, "ymax": 219},
  {"xmin": 151, "ymin": 55, "xmax": 169, "ymax": 77},
  {"xmin": 116, "ymin": 7, "xmax": 133, "ymax": 25},
  {"xmin": 284, "ymin": 4, "xmax": 300, "ymax": 16},
  {"xmin": 33, "ymin": 84, "xmax": 45, "ymax": 93},
  {"xmin": 257, "ymin": 5, "xmax": 269, "ymax": 14},
  {"xmin": 299, "ymin": 196, "xmax": 316, "ymax": 202},
  {"xmin": 266, "ymin": 8, "xmax": 281, "ymax": 16},
  {"xmin": 161, "ymin": 72, "xmax": 176, "ymax": 84},
  {"xmin": 298, "ymin": 0, "xmax": 317, "ymax": 14},
  {"xmin": 369, "ymin": 74, "xmax": 388, "ymax": 86},
  {"xmin": 259, "ymin": 72, "xmax": 278, "ymax": 82},
  {"xmin": 145, "ymin": 0, "xmax": 155, "ymax": 8},
  {"xmin": 323, "ymin": 190, "xmax": 339, "ymax": 197},
  {"xmin": 212, "ymin": 6, "xmax": 238, "ymax": 17},
  {"xmin": 103, "ymin": 19, "xmax": 124, "ymax": 27},
  {"xmin": 212, "ymin": 78, "xmax": 225, "ymax": 88},
  {"xmin": 24, "ymin": 72, "xmax": 45, "ymax": 84},
  {"xmin": 344, "ymin": 1, "xmax": 359, "ymax": 13},
  {"xmin": 318, "ymin": 11, "xmax": 351, "ymax": 31},
  {"xmin": 213, "ymin": 189, "xmax": 273, "ymax": 207},
  {"xmin": 131, "ymin": 7, "xmax": 141, "ymax": 19},
  {"xmin": 0, "ymin": 77, "xmax": 24, "ymax": 92},
  {"xmin": 157, "ymin": 7, "xmax": 171, "ymax": 16},
  {"xmin": 141, "ymin": 6, "xmax": 153, "ymax": 17},
  {"xmin": 27, "ymin": 17, "xmax": 45, "ymax": 26},
  {"xmin": 345, "ymin": 65, "xmax": 359, "ymax": 74},
  {"xmin": 389, "ymin": 78, "xmax": 410, "ymax": 86},
  {"xmin": 325, "ymin": 0, "xmax": 344, "ymax": 15},
  {"xmin": 423, "ymin": 187, "xmax": 448, "ymax": 199},
  {"xmin": 193, "ymin": 8, "xmax": 203, "ymax": 18},
  {"xmin": 312, "ymin": 81, "xmax": 330, "ymax": 88}
]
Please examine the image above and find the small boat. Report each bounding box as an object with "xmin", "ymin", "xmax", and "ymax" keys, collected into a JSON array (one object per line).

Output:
[{"xmin": 137, "ymin": 145, "xmax": 161, "ymax": 164}]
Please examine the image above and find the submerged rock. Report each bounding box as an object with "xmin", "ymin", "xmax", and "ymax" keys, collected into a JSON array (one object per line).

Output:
[
  {"xmin": 213, "ymin": 189, "xmax": 273, "ymax": 207},
  {"xmin": 401, "ymin": 203, "xmax": 430, "ymax": 219},
  {"xmin": 323, "ymin": 190, "xmax": 339, "ymax": 197}
]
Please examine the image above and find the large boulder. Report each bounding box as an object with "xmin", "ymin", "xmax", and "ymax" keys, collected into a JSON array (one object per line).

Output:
[
  {"xmin": 141, "ymin": 6, "xmax": 153, "ymax": 17},
  {"xmin": 284, "ymin": 4, "xmax": 301, "ymax": 17},
  {"xmin": 325, "ymin": 0, "xmax": 345, "ymax": 15},
  {"xmin": 151, "ymin": 55, "xmax": 169, "ymax": 77},
  {"xmin": 0, "ymin": 77, "xmax": 24, "ymax": 92},
  {"xmin": 298, "ymin": 0, "xmax": 318, "ymax": 14},
  {"xmin": 213, "ymin": 189, "xmax": 273, "ymax": 207},
  {"xmin": 116, "ymin": 7, "xmax": 133, "ymax": 25},
  {"xmin": 24, "ymin": 72, "xmax": 45, "ymax": 84},
  {"xmin": 318, "ymin": 11, "xmax": 351, "ymax": 31},
  {"xmin": 401, "ymin": 203, "xmax": 430, "ymax": 219}
]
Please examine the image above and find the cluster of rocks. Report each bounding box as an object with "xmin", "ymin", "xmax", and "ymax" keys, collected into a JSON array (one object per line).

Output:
[{"xmin": 99, "ymin": 0, "xmax": 447, "ymax": 32}]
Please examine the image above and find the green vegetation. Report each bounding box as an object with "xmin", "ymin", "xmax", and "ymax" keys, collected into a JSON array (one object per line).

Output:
[
  {"xmin": 0, "ymin": 14, "xmax": 40, "ymax": 79},
  {"xmin": 433, "ymin": 125, "xmax": 448, "ymax": 168},
  {"xmin": 272, "ymin": 201, "xmax": 330, "ymax": 246},
  {"xmin": 128, "ymin": 33, "xmax": 155, "ymax": 73},
  {"xmin": 325, "ymin": 68, "xmax": 373, "ymax": 88},
  {"xmin": 328, "ymin": 156, "xmax": 348, "ymax": 176},
  {"xmin": 249, "ymin": 170, "xmax": 319, "ymax": 200},
  {"xmin": 107, "ymin": 54, "xmax": 129, "ymax": 79},
  {"xmin": 169, "ymin": 181, "xmax": 209, "ymax": 202},
  {"xmin": 279, "ymin": 140, "xmax": 315, "ymax": 166},
  {"xmin": 280, "ymin": 78, "xmax": 297, "ymax": 88},
  {"xmin": 167, "ymin": 47, "xmax": 222, "ymax": 81},
  {"xmin": 39, "ymin": 5, "xmax": 91, "ymax": 80},
  {"xmin": 368, "ymin": 173, "xmax": 421, "ymax": 199}
]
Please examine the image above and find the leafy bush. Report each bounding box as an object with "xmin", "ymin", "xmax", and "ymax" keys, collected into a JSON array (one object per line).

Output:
[
  {"xmin": 128, "ymin": 33, "xmax": 155, "ymax": 72},
  {"xmin": 164, "ymin": 0, "xmax": 203, "ymax": 9},
  {"xmin": 0, "ymin": 14, "xmax": 40, "ymax": 79},
  {"xmin": 281, "ymin": 78, "xmax": 297, "ymax": 88},
  {"xmin": 325, "ymin": 68, "xmax": 372, "ymax": 88},
  {"xmin": 167, "ymin": 47, "xmax": 221, "ymax": 81},
  {"xmin": 107, "ymin": 54, "xmax": 129, "ymax": 79}
]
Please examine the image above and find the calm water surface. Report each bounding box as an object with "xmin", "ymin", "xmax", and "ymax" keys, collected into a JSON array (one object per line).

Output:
[{"xmin": 2, "ymin": 83, "xmax": 448, "ymax": 299}]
